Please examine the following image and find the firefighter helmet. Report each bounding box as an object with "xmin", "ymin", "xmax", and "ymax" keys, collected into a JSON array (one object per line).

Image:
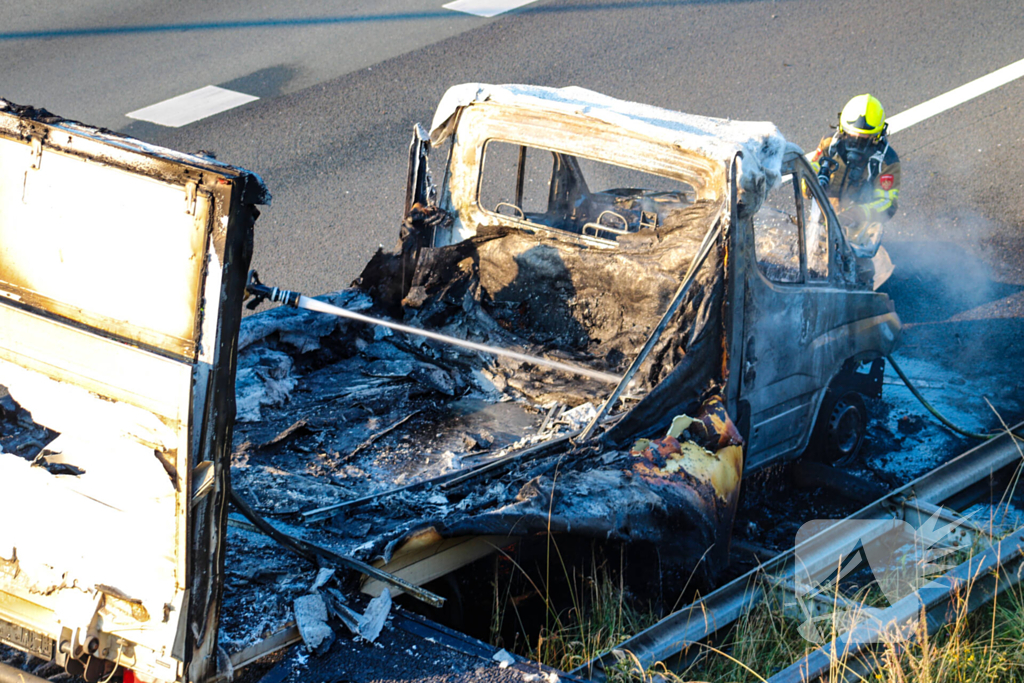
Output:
[{"xmin": 839, "ymin": 94, "xmax": 886, "ymax": 139}]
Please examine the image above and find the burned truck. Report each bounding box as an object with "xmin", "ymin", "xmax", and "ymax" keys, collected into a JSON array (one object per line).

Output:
[
  {"xmin": 383, "ymin": 84, "xmax": 901, "ymax": 468},
  {"xmin": 0, "ymin": 84, "xmax": 900, "ymax": 683}
]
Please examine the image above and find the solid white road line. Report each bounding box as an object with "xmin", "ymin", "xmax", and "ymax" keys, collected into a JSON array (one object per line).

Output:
[
  {"xmin": 785, "ymin": 55, "xmax": 1024, "ymax": 175},
  {"xmin": 443, "ymin": 0, "xmax": 539, "ymax": 18},
  {"xmin": 127, "ymin": 85, "xmax": 258, "ymax": 128},
  {"xmin": 887, "ymin": 57, "xmax": 1024, "ymax": 134}
]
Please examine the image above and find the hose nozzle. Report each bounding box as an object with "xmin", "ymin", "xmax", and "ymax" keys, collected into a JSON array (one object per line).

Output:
[
  {"xmin": 245, "ymin": 270, "xmax": 300, "ymax": 310},
  {"xmin": 817, "ymin": 156, "xmax": 835, "ymax": 190}
]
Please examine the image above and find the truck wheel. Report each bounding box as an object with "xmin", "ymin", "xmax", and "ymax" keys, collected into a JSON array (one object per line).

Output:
[
  {"xmin": 815, "ymin": 393, "xmax": 864, "ymax": 466},
  {"xmin": 818, "ymin": 392, "xmax": 867, "ymax": 466}
]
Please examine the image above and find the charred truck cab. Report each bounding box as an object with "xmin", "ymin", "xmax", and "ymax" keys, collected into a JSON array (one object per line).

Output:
[
  {"xmin": 404, "ymin": 84, "xmax": 899, "ymax": 471},
  {"xmin": 0, "ymin": 85, "xmax": 899, "ymax": 682},
  {"xmin": 349, "ymin": 83, "xmax": 901, "ymax": 606}
]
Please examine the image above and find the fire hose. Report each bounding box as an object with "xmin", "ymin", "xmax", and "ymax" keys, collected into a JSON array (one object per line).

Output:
[
  {"xmin": 0, "ymin": 663, "xmax": 49, "ymax": 683},
  {"xmin": 886, "ymin": 354, "xmax": 1021, "ymax": 441},
  {"xmin": 816, "ymin": 156, "xmax": 1010, "ymax": 441},
  {"xmin": 243, "ymin": 278, "xmax": 1017, "ymax": 444}
]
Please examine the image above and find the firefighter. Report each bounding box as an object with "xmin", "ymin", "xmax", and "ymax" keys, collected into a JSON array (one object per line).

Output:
[{"xmin": 810, "ymin": 94, "xmax": 900, "ymax": 285}]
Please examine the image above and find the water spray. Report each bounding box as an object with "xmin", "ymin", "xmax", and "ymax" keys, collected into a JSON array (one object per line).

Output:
[{"xmin": 244, "ymin": 271, "xmax": 623, "ymax": 385}]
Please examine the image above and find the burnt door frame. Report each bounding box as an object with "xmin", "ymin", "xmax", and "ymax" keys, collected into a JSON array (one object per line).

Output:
[{"xmin": 736, "ymin": 157, "xmax": 849, "ymax": 470}]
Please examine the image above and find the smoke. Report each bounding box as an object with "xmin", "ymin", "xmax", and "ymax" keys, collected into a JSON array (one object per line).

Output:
[
  {"xmin": 879, "ymin": 205, "xmax": 1024, "ymax": 414},
  {"xmin": 883, "ymin": 208, "xmax": 1022, "ymax": 323}
]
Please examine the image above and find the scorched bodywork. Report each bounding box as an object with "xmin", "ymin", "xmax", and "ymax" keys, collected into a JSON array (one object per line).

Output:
[
  {"xmin": 0, "ymin": 101, "xmax": 267, "ymax": 683},
  {"xmin": 231, "ymin": 84, "xmax": 900, "ymax": 617}
]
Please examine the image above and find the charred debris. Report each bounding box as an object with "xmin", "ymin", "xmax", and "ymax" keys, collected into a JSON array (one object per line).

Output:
[
  {"xmin": 182, "ymin": 85, "xmax": 840, "ymax": 665},
  {"xmin": 226, "ymin": 195, "xmax": 745, "ymax": 653}
]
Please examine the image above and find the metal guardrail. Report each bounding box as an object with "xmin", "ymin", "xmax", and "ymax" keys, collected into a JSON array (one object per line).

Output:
[
  {"xmin": 577, "ymin": 424, "xmax": 1024, "ymax": 681},
  {"xmin": 768, "ymin": 526, "xmax": 1024, "ymax": 683}
]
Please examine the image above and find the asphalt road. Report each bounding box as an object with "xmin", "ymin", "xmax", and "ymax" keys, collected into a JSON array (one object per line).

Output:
[
  {"xmin": 1, "ymin": 0, "xmax": 485, "ymax": 128},
  {"xmin": 1, "ymin": 2, "xmax": 1022, "ymax": 674},
  {"xmin": 3, "ymin": 0, "xmax": 1023, "ymax": 411},
  {"xmin": 3, "ymin": 0, "xmax": 1021, "ymax": 294}
]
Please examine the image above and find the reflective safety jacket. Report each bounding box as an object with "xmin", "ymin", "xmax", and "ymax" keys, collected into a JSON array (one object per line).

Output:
[{"xmin": 810, "ymin": 134, "xmax": 900, "ymax": 226}]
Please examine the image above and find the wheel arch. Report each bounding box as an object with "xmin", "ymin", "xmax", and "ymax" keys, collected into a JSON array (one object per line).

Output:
[{"xmin": 800, "ymin": 355, "xmax": 885, "ymax": 463}]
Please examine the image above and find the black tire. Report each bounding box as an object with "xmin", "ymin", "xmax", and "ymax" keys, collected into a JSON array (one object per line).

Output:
[{"xmin": 811, "ymin": 391, "xmax": 867, "ymax": 466}]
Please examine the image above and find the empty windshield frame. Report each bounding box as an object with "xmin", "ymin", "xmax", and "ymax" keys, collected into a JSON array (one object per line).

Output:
[
  {"xmin": 449, "ymin": 104, "xmax": 723, "ymax": 246},
  {"xmin": 478, "ymin": 138, "xmax": 700, "ymax": 243}
]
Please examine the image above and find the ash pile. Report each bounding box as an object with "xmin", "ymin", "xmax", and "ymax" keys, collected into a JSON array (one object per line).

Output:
[{"xmin": 222, "ymin": 204, "xmax": 745, "ymax": 665}]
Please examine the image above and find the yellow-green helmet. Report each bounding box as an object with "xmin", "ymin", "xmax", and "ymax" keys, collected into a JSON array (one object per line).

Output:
[{"xmin": 839, "ymin": 94, "xmax": 886, "ymax": 138}]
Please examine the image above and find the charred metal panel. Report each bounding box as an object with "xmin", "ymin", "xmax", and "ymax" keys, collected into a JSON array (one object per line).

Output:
[
  {"xmin": 434, "ymin": 103, "xmax": 725, "ymax": 247},
  {"xmin": 0, "ymin": 136, "xmax": 209, "ymax": 357},
  {"xmin": 0, "ymin": 100, "xmax": 265, "ymax": 683},
  {"xmin": 342, "ymin": 101, "xmax": 742, "ymax": 588},
  {"xmin": 734, "ymin": 156, "xmax": 900, "ymax": 468}
]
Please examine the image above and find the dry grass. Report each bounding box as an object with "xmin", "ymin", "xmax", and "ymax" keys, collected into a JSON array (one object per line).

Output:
[
  {"xmin": 490, "ymin": 543, "xmax": 660, "ymax": 673},
  {"xmin": 512, "ymin": 425, "xmax": 1024, "ymax": 681},
  {"xmin": 491, "ymin": 527, "xmax": 1024, "ymax": 682},
  {"xmin": 609, "ymin": 427, "xmax": 1024, "ymax": 682},
  {"xmin": 612, "ymin": 533, "xmax": 1024, "ymax": 683},
  {"xmin": 596, "ymin": 578, "xmax": 1024, "ymax": 683},
  {"xmin": 533, "ymin": 563, "xmax": 660, "ymax": 673}
]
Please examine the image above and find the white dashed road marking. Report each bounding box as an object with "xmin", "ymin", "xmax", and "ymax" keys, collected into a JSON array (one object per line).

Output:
[
  {"xmin": 443, "ymin": 0, "xmax": 539, "ymax": 18},
  {"xmin": 127, "ymin": 85, "xmax": 258, "ymax": 128},
  {"xmin": 887, "ymin": 57, "xmax": 1024, "ymax": 133}
]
